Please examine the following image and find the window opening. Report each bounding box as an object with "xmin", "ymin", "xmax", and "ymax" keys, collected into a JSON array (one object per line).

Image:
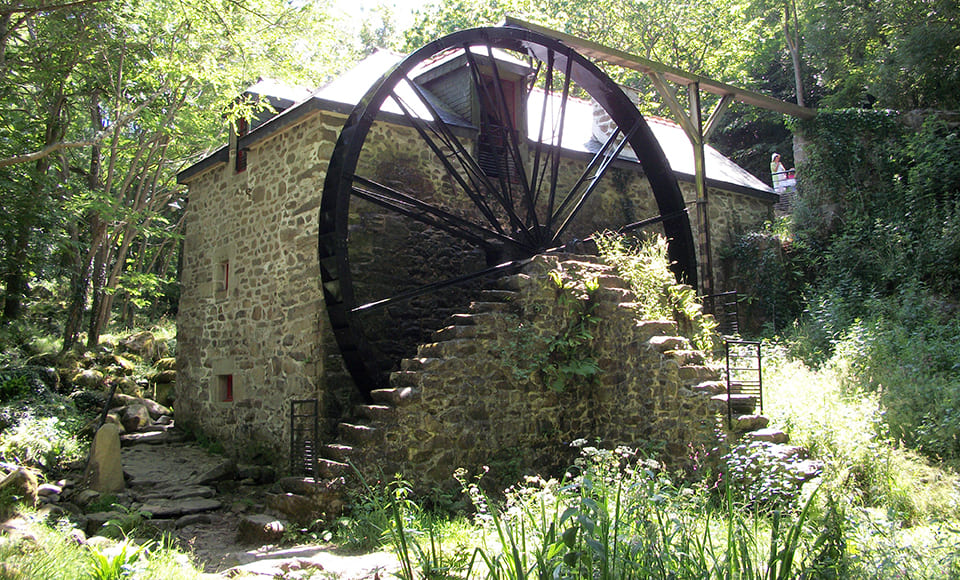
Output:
[
  {"xmin": 218, "ymin": 374, "xmax": 234, "ymax": 402},
  {"xmin": 235, "ymin": 117, "xmax": 249, "ymax": 173}
]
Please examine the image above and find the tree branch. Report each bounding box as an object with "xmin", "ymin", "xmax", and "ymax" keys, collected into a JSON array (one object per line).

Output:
[{"xmin": 1, "ymin": 0, "xmax": 109, "ymax": 16}]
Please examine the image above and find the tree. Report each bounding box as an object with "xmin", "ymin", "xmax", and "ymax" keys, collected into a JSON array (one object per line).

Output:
[{"xmin": 0, "ymin": 0, "xmax": 356, "ymax": 348}]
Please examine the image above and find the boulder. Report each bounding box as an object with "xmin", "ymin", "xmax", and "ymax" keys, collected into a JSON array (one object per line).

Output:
[
  {"xmin": 72, "ymin": 369, "xmax": 105, "ymax": 389},
  {"xmin": 237, "ymin": 514, "xmax": 286, "ymax": 544},
  {"xmin": 151, "ymin": 370, "xmax": 177, "ymax": 384},
  {"xmin": 155, "ymin": 357, "xmax": 177, "ymax": 372},
  {"xmin": 85, "ymin": 424, "xmax": 125, "ymax": 493},
  {"xmin": 120, "ymin": 404, "xmax": 152, "ymax": 433},
  {"xmin": 111, "ymin": 393, "xmax": 172, "ymax": 419},
  {"xmin": 193, "ymin": 459, "xmax": 237, "ymax": 485},
  {"xmin": 0, "ymin": 468, "xmax": 39, "ymax": 515},
  {"xmin": 112, "ymin": 355, "xmax": 136, "ymax": 373},
  {"xmin": 118, "ymin": 331, "xmax": 158, "ymax": 364}
]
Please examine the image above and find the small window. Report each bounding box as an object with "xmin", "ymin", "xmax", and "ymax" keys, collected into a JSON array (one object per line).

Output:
[
  {"xmin": 217, "ymin": 260, "xmax": 229, "ymax": 293},
  {"xmin": 235, "ymin": 117, "xmax": 249, "ymax": 173},
  {"xmin": 218, "ymin": 374, "xmax": 234, "ymax": 402}
]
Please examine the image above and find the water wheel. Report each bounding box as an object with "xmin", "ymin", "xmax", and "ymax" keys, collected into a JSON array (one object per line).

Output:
[{"xmin": 319, "ymin": 26, "xmax": 697, "ymax": 396}]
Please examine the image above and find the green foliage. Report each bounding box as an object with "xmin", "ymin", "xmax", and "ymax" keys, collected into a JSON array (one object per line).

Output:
[
  {"xmin": 500, "ymin": 265, "xmax": 601, "ymax": 393},
  {"xmin": 720, "ymin": 219, "xmax": 809, "ymax": 335},
  {"xmin": 597, "ymin": 233, "xmax": 718, "ymax": 351},
  {"xmin": 385, "ymin": 444, "xmax": 860, "ymax": 579},
  {"xmin": 0, "ymin": 413, "xmax": 84, "ymax": 472},
  {"xmin": 87, "ymin": 539, "xmax": 153, "ymax": 580}
]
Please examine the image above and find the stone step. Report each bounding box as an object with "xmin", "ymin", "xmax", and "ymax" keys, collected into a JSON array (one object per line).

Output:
[
  {"xmin": 433, "ymin": 324, "xmax": 480, "ymax": 341},
  {"xmin": 731, "ymin": 414, "xmax": 769, "ymax": 432},
  {"xmin": 322, "ymin": 443, "xmax": 356, "ymax": 463},
  {"xmin": 596, "ymin": 286, "xmax": 634, "ymax": 303},
  {"xmin": 680, "ymin": 365, "xmax": 722, "ymax": 382},
  {"xmin": 479, "ymin": 289, "xmax": 519, "ymax": 303},
  {"xmin": 353, "ymin": 404, "xmax": 396, "ymax": 423},
  {"xmin": 417, "ymin": 339, "xmax": 477, "ymax": 358},
  {"xmin": 596, "ymin": 274, "xmax": 632, "ymax": 290},
  {"xmin": 443, "ymin": 313, "xmax": 477, "ymax": 327},
  {"xmin": 400, "ymin": 357, "xmax": 441, "ymax": 372},
  {"xmin": 647, "ymin": 335, "xmax": 690, "ymax": 353},
  {"xmin": 317, "ymin": 458, "xmax": 350, "ymax": 480},
  {"xmin": 337, "ymin": 423, "xmax": 380, "ymax": 445},
  {"xmin": 493, "ymin": 274, "xmax": 527, "ymax": 291},
  {"xmin": 743, "ymin": 428, "xmax": 789, "ymax": 444},
  {"xmin": 692, "ymin": 381, "xmax": 726, "ymax": 395},
  {"xmin": 469, "ymin": 301, "xmax": 514, "ymax": 314},
  {"xmin": 664, "ymin": 349, "xmax": 705, "ymax": 365},
  {"xmin": 711, "ymin": 393, "xmax": 757, "ymax": 413},
  {"xmin": 371, "ymin": 386, "xmax": 421, "ymax": 407},
  {"xmin": 389, "ymin": 370, "xmax": 421, "ymax": 389},
  {"xmin": 634, "ymin": 320, "xmax": 678, "ymax": 337}
]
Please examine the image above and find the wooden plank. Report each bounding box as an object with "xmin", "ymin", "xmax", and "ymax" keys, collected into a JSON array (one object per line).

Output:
[{"xmin": 504, "ymin": 16, "xmax": 816, "ymax": 120}]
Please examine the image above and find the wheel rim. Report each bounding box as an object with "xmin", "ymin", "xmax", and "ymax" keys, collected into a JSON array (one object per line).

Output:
[{"xmin": 320, "ymin": 26, "xmax": 697, "ymax": 396}]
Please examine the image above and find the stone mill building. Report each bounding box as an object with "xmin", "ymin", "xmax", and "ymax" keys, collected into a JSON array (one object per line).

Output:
[{"xmin": 174, "ymin": 32, "xmax": 778, "ymax": 484}]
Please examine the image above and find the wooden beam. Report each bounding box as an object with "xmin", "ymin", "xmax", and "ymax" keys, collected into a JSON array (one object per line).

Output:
[
  {"xmin": 704, "ymin": 94, "xmax": 734, "ymax": 140},
  {"xmin": 504, "ymin": 16, "xmax": 816, "ymax": 120}
]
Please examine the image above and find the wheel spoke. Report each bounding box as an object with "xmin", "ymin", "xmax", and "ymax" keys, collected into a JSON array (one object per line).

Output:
[
  {"xmin": 461, "ymin": 45, "xmax": 536, "ymax": 247},
  {"xmin": 352, "ymin": 258, "xmax": 529, "ymax": 313},
  {"xmin": 350, "ymin": 175, "xmax": 517, "ymax": 248},
  {"xmin": 545, "ymin": 54, "xmax": 574, "ymax": 232},
  {"xmin": 552, "ymin": 120, "xmax": 641, "ymax": 242},
  {"xmin": 390, "ymin": 81, "xmax": 507, "ymax": 234}
]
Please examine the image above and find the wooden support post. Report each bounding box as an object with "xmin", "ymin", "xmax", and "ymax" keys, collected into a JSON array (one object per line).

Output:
[{"xmin": 688, "ymin": 82, "xmax": 713, "ymax": 296}]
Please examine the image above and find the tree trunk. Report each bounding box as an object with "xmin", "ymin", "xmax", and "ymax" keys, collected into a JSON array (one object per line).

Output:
[{"xmin": 783, "ymin": 0, "xmax": 805, "ymax": 107}]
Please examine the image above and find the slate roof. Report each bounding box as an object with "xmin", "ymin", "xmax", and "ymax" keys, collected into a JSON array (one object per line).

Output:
[{"xmin": 179, "ymin": 50, "xmax": 775, "ymax": 199}]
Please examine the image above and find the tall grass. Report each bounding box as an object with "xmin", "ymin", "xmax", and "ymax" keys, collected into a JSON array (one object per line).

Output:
[{"xmin": 381, "ymin": 446, "xmax": 848, "ymax": 579}]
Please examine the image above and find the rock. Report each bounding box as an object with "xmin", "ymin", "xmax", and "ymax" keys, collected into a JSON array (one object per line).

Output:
[
  {"xmin": 120, "ymin": 430, "xmax": 185, "ymax": 446},
  {"xmin": 156, "ymin": 415, "xmax": 173, "ymax": 426},
  {"xmin": 112, "ymin": 393, "xmax": 171, "ymax": 419},
  {"xmin": 265, "ymin": 492, "xmax": 316, "ymax": 524},
  {"xmin": 72, "ymin": 369, "xmax": 105, "ymax": 389},
  {"xmin": 73, "ymin": 489, "xmax": 101, "ymax": 507},
  {"xmin": 36, "ymin": 483, "xmax": 63, "ymax": 497},
  {"xmin": 139, "ymin": 498, "xmax": 221, "ymax": 518},
  {"xmin": 193, "ymin": 459, "xmax": 237, "ymax": 485},
  {"xmin": 112, "ymin": 355, "xmax": 136, "ymax": 373},
  {"xmin": 732, "ymin": 414, "xmax": 769, "ymax": 432},
  {"xmin": 175, "ymin": 513, "xmax": 211, "ymax": 528},
  {"xmin": 0, "ymin": 468, "xmax": 39, "ymax": 514},
  {"xmin": 744, "ymin": 428, "xmax": 789, "ymax": 444},
  {"xmin": 152, "ymin": 370, "xmax": 177, "ymax": 384},
  {"xmin": 237, "ymin": 514, "xmax": 287, "ymax": 544},
  {"xmin": 118, "ymin": 331, "xmax": 159, "ymax": 363},
  {"xmin": 85, "ymin": 423, "xmax": 125, "ymax": 493},
  {"xmin": 155, "ymin": 357, "xmax": 177, "ymax": 372},
  {"xmin": 116, "ymin": 377, "xmax": 141, "ymax": 396},
  {"xmin": 121, "ymin": 404, "xmax": 152, "ymax": 433},
  {"xmin": 84, "ymin": 510, "xmax": 123, "ymax": 536},
  {"xmin": 169, "ymin": 485, "xmax": 216, "ymax": 500}
]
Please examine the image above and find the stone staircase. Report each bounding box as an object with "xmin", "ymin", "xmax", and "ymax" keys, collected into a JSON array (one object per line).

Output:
[{"xmin": 272, "ymin": 259, "xmax": 821, "ymax": 521}]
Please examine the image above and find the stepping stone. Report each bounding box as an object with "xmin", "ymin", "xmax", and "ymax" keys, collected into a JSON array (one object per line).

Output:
[
  {"xmin": 744, "ymin": 428, "xmax": 789, "ymax": 444},
  {"xmin": 139, "ymin": 498, "xmax": 222, "ymax": 518}
]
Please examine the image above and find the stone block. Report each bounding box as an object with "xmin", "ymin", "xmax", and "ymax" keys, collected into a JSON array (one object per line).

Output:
[{"xmin": 86, "ymin": 424, "xmax": 125, "ymax": 493}]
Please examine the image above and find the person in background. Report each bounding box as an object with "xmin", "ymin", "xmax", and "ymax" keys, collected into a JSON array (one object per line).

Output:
[{"xmin": 771, "ymin": 152, "xmax": 787, "ymax": 191}]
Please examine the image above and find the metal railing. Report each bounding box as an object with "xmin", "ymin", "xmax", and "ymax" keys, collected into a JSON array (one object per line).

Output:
[
  {"xmin": 703, "ymin": 290, "xmax": 740, "ymax": 337},
  {"xmin": 725, "ymin": 339, "xmax": 762, "ymax": 429},
  {"xmin": 290, "ymin": 399, "xmax": 319, "ymax": 479}
]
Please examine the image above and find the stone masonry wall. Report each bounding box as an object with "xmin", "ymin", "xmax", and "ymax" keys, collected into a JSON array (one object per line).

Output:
[
  {"xmin": 345, "ymin": 255, "xmax": 723, "ymax": 489},
  {"xmin": 177, "ymin": 107, "xmax": 768, "ymax": 469},
  {"xmin": 176, "ymin": 111, "xmax": 350, "ymax": 462}
]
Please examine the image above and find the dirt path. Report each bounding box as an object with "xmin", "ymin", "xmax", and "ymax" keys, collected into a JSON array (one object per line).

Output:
[{"xmin": 120, "ymin": 437, "xmax": 398, "ymax": 578}]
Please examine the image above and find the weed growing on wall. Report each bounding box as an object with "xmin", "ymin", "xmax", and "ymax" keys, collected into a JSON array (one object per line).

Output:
[
  {"xmin": 596, "ymin": 233, "xmax": 717, "ymax": 351},
  {"xmin": 499, "ymin": 265, "xmax": 601, "ymax": 393}
]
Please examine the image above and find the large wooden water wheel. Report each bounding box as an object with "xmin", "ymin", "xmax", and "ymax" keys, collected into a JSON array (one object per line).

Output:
[{"xmin": 319, "ymin": 26, "xmax": 697, "ymax": 396}]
